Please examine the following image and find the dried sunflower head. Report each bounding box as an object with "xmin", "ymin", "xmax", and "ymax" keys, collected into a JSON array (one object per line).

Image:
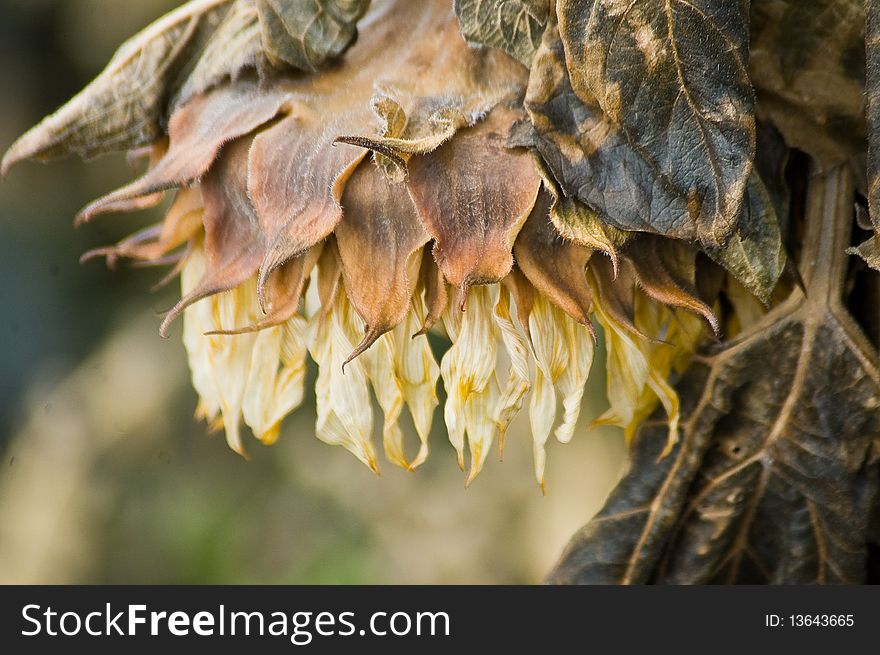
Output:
[{"xmin": 4, "ymin": 0, "xmax": 745, "ymax": 489}]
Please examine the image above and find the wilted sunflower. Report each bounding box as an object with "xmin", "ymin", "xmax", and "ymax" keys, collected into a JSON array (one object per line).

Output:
[{"xmin": 3, "ymin": 0, "xmax": 769, "ymax": 489}]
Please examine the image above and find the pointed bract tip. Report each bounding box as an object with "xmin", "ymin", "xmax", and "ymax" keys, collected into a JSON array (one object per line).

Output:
[
  {"xmin": 343, "ymin": 326, "xmax": 385, "ymax": 372},
  {"xmin": 608, "ymin": 250, "xmax": 621, "ymax": 280},
  {"xmin": 707, "ymin": 312, "xmax": 723, "ymax": 341},
  {"xmin": 458, "ymin": 281, "xmax": 472, "ymax": 312},
  {"xmin": 79, "ymin": 247, "xmax": 115, "ymax": 267},
  {"xmin": 579, "ymin": 315, "xmax": 599, "ymax": 345}
]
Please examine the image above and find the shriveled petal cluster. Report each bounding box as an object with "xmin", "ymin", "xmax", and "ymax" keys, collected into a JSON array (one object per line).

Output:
[{"xmin": 3, "ymin": 0, "xmax": 740, "ymax": 487}]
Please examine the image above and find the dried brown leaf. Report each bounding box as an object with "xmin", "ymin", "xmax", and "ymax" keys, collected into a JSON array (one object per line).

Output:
[
  {"xmin": 854, "ymin": 1, "xmax": 880, "ymax": 271},
  {"xmin": 750, "ymin": 0, "xmax": 866, "ymax": 175},
  {"xmin": 256, "ymin": 0, "xmax": 369, "ymax": 71},
  {"xmin": 549, "ymin": 167, "xmax": 880, "ymax": 584},
  {"xmin": 454, "ymin": 0, "xmax": 548, "ymax": 66},
  {"xmin": 175, "ymin": 0, "xmax": 267, "ymax": 108},
  {"xmin": 704, "ymin": 172, "xmax": 786, "ymax": 305},
  {"xmin": 78, "ymin": 82, "xmax": 290, "ymax": 222},
  {"xmin": 1, "ymin": 0, "xmax": 234, "ymax": 174},
  {"xmin": 555, "ymin": 0, "xmax": 755, "ymax": 246}
]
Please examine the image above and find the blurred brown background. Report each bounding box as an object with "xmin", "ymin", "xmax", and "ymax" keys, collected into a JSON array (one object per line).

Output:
[{"xmin": 0, "ymin": 0, "xmax": 626, "ymax": 584}]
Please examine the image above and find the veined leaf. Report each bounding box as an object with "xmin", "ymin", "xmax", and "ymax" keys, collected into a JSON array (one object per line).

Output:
[
  {"xmin": 175, "ymin": 0, "xmax": 267, "ymax": 108},
  {"xmin": 852, "ymin": 0, "xmax": 880, "ymax": 271},
  {"xmin": 256, "ymin": 0, "xmax": 370, "ymax": 72},
  {"xmin": 705, "ymin": 172, "xmax": 786, "ymax": 305},
  {"xmin": 549, "ymin": 167, "xmax": 880, "ymax": 584},
  {"xmin": 751, "ymin": 0, "xmax": 866, "ymax": 176},
  {"xmin": 556, "ymin": 0, "xmax": 755, "ymax": 247},
  {"xmin": 1, "ymin": 0, "xmax": 234, "ymax": 173},
  {"xmin": 454, "ymin": 0, "xmax": 549, "ymax": 67},
  {"xmin": 530, "ymin": 156, "xmax": 630, "ymax": 273}
]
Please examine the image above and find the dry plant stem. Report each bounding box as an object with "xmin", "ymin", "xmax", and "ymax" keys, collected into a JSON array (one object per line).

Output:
[{"xmin": 548, "ymin": 164, "xmax": 880, "ymax": 584}]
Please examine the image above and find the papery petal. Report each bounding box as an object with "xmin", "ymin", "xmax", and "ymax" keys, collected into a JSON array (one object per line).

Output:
[
  {"xmin": 391, "ymin": 299, "xmax": 440, "ymax": 469},
  {"xmin": 309, "ymin": 279, "xmax": 378, "ymax": 473},
  {"xmin": 493, "ymin": 286, "xmax": 532, "ymax": 452},
  {"xmin": 589, "ymin": 272, "xmax": 650, "ymax": 430},
  {"xmin": 441, "ymin": 285, "xmax": 501, "ymax": 483},
  {"xmin": 182, "ymin": 240, "xmax": 262, "ymax": 456},
  {"xmin": 241, "ymin": 316, "xmax": 309, "ymax": 445},
  {"xmin": 528, "ymin": 295, "xmax": 593, "ymax": 488}
]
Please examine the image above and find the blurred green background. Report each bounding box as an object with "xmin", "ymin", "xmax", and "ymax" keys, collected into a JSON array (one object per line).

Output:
[{"xmin": 0, "ymin": 0, "xmax": 626, "ymax": 584}]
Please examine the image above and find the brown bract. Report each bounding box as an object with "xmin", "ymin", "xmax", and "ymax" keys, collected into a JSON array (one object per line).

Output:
[
  {"xmin": 5, "ymin": 0, "xmax": 534, "ymax": 345},
  {"xmin": 77, "ymin": 83, "xmax": 292, "ymax": 223},
  {"xmin": 513, "ymin": 189, "xmax": 594, "ymax": 329},
  {"xmin": 336, "ymin": 162, "xmax": 429, "ymax": 361},
  {"xmin": 160, "ymin": 136, "xmax": 266, "ymax": 336},
  {"xmin": 624, "ymin": 237, "xmax": 720, "ymax": 338},
  {"xmin": 407, "ymin": 107, "xmax": 541, "ymax": 302}
]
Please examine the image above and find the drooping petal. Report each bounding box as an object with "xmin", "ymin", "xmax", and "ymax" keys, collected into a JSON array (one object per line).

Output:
[
  {"xmin": 241, "ymin": 317, "xmax": 309, "ymax": 445},
  {"xmin": 391, "ymin": 298, "xmax": 440, "ymax": 469},
  {"xmin": 344, "ymin": 311, "xmax": 408, "ymax": 470},
  {"xmin": 441, "ymin": 285, "xmax": 501, "ymax": 484},
  {"xmin": 589, "ymin": 271, "xmax": 651, "ymax": 431},
  {"xmin": 527, "ymin": 295, "xmax": 593, "ymax": 488},
  {"xmin": 336, "ymin": 161, "xmax": 430, "ymax": 360},
  {"xmin": 181, "ymin": 240, "xmax": 262, "ymax": 456},
  {"xmin": 309, "ymin": 275, "xmax": 378, "ymax": 473},
  {"xmin": 493, "ymin": 285, "xmax": 532, "ymax": 453},
  {"xmin": 408, "ymin": 107, "xmax": 541, "ymax": 297}
]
